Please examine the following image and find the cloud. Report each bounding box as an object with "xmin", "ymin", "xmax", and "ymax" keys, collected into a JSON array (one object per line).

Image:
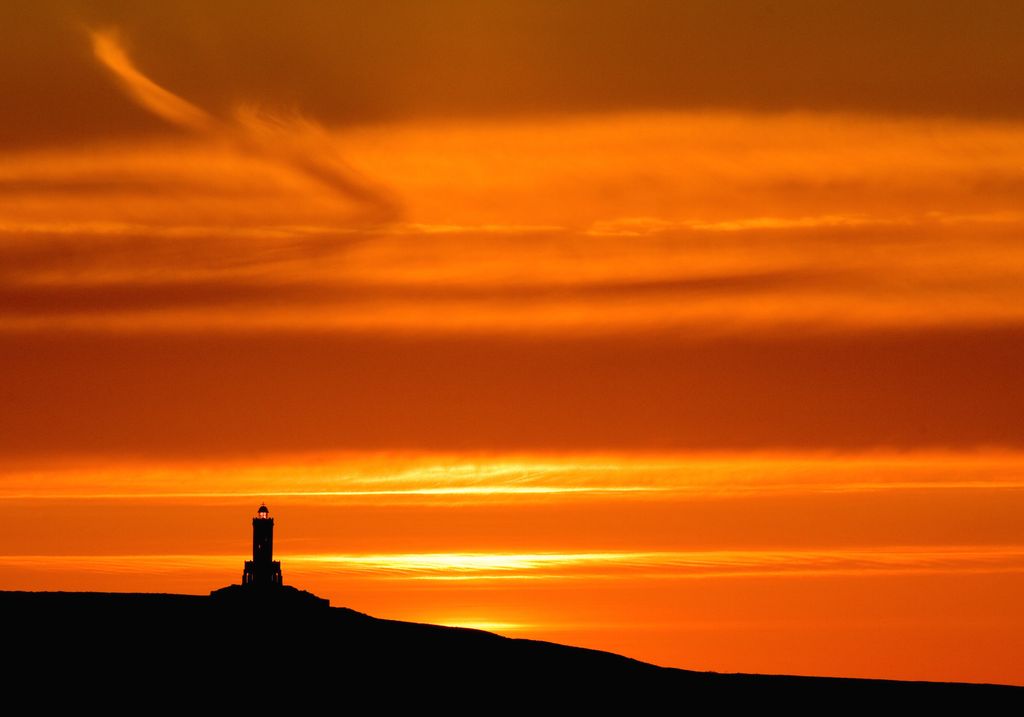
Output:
[
  {"xmin": 4, "ymin": 107, "xmax": 1024, "ymax": 334},
  {"xmin": 89, "ymin": 28, "xmax": 399, "ymax": 222},
  {"xmin": 91, "ymin": 30, "xmax": 214, "ymax": 132},
  {"xmin": 6, "ymin": 451, "xmax": 1024, "ymax": 502},
  {"xmin": 3, "ymin": 327, "xmax": 1024, "ymax": 457},
  {"xmin": 7, "ymin": 1, "xmax": 1024, "ymax": 152},
  {"xmin": 587, "ymin": 214, "xmax": 899, "ymax": 236},
  {"xmin": 0, "ymin": 269, "xmax": 839, "ymax": 319},
  {"xmin": 5, "ymin": 546, "xmax": 1023, "ymax": 581}
]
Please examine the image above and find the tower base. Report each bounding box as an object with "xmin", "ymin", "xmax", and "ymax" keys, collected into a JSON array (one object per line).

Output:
[{"xmin": 242, "ymin": 560, "xmax": 282, "ymax": 586}]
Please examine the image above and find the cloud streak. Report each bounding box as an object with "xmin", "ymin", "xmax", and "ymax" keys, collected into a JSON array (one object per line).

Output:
[
  {"xmin": 4, "ymin": 108, "xmax": 1024, "ymax": 334},
  {"xmin": 91, "ymin": 30, "xmax": 214, "ymax": 132},
  {"xmin": 5, "ymin": 451, "xmax": 1024, "ymax": 510},
  {"xmin": 90, "ymin": 28, "xmax": 399, "ymax": 222},
  {"xmin": 5, "ymin": 546, "xmax": 1024, "ymax": 581},
  {"xmin": 3, "ymin": 328, "xmax": 1024, "ymax": 455}
]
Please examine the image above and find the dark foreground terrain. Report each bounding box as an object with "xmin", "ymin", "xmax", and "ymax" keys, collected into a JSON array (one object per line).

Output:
[{"xmin": 2, "ymin": 588, "xmax": 1017, "ymax": 706}]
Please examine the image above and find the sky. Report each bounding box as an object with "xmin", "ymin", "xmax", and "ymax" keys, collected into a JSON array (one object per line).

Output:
[{"xmin": 1, "ymin": 1, "xmax": 1023, "ymax": 685}]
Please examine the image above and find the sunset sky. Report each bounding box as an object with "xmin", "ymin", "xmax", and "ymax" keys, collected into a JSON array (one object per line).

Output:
[{"xmin": 2, "ymin": 1, "xmax": 1023, "ymax": 685}]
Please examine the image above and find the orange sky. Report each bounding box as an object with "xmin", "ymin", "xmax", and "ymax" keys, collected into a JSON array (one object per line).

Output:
[{"xmin": 1, "ymin": 1, "xmax": 1023, "ymax": 685}]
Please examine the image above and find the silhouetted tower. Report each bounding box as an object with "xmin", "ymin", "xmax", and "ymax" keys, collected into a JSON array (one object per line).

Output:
[{"xmin": 242, "ymin": 503, "xmax": 283, "ymax": 586}]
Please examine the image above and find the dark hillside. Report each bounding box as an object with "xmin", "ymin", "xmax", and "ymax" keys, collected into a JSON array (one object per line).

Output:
[{"xmin": 2, "ymin": 589, "xmax": 1017, "ymax": 706}]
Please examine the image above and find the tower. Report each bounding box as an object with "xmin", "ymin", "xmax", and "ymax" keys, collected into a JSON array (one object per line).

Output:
[{"xmin": 242, "ymin": 503, "xmax": 283, "ymax": 586}]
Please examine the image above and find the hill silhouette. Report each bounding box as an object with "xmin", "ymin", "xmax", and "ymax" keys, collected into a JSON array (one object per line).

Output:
[{"xmin": 2, "ymin": 588, "xmax": 1017, "ymax": 705}]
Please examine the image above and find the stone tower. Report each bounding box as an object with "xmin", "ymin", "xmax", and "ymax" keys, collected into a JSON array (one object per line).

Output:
[{"xmin": 242, "ymin": 503, "xmax": 283, "ymax": 586}]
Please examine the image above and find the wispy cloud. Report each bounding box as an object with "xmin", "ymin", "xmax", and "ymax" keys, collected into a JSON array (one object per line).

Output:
[
  {"xmin": 4, "ymin": 106, "xmax": 1024, "ymax": 333},
  {"xmin": 91, "ymin": 30, "xmax": 215, "ymax": 132},
  {"xmin": 289, "ymin": 546, "xmax": 1024, "ymax": 581},
  {"xmin": 4, "ymin": 452, "xmax": 1024, "ymax": 502},
  {"xmin": 90, "ymin": 28, "xmax": 399, "ymax": 222}
]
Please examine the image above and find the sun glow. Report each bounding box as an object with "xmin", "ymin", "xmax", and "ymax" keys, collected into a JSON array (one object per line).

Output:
[{"xmin": 6, "ymin": 545, "xmax": 1024, "ymax": 579}]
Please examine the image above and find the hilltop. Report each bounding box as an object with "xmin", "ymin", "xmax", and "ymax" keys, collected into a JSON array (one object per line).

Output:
[{"xmin": 2, "ymin": 589, "xmax": 1017, "ymax": 705}]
